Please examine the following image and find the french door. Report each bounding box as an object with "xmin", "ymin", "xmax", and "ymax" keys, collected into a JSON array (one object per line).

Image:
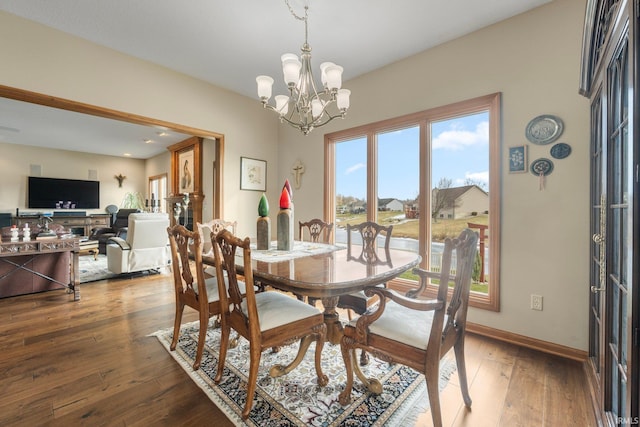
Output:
[{"xmin": 587, "ymin": 6, "xmax": 638, "ymax": 423}]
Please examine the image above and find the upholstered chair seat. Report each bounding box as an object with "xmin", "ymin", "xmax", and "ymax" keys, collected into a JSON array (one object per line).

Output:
[
  {"xmin": 348, "ymin": 300, "xmax": 449, "ymax": 350},
  {"xmin": 241, "ymin": 291, "xmax": 322, "ymax": 331},
  {"xmin": 194, "ymin": 276, "xmax": 244, "ymax": 301}
]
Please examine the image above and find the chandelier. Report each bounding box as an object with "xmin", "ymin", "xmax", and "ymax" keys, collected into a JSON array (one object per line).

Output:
[{"xmin": 256, "ymin": 1, "xmax": 350, "ymax": 135}]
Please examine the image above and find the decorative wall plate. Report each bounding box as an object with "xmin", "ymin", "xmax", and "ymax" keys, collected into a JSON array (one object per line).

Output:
[
  {"xmin": 550, "ymin": 142, "xmax": 571, "ymax": 159},
  {"xmin": 525, "ymin": 115, "xmax": 564, "ymax": 145},
  {"xmin": 530, "ymin": 158, "xmax": 554, "ymax": 176}
]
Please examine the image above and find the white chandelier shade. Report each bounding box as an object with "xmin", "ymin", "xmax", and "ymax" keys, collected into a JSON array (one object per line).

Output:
[{"xmin": 256, "ymin": 4, "xmax": 350, "ymax": 135}]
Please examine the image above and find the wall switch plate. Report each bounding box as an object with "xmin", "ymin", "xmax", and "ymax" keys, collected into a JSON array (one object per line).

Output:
[{"xmin": 531, "ymin": 294, "xmax": 543, "ymax": 311}]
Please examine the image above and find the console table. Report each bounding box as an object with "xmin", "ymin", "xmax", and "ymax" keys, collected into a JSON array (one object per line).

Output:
[
  {"xmin": 0, "ymin": 236, "xmax": 80, "ymax": 300},
  {"xmin": 14, "ymin": 214, "xmax": 109, "ymax": 237}
]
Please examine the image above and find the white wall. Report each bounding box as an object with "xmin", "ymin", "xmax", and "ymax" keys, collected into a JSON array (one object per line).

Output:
[
  {"xmin": 278, "ymin": 0, "xmax": 590, "ymax": 350},
  {"xmin": 0, "ymin": 11, "xmax": 280, "ymax": 238}
]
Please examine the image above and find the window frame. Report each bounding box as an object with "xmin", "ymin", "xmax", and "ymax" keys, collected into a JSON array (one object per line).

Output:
[
  {"xmin": 148, "ymin": 173, "xmax": 168, "ymax": 213},
  {"xmin": 324, "ymin": 93, "xmax": 501, "ymax": 311}
]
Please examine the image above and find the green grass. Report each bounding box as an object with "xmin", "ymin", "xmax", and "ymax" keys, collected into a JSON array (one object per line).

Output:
[
  {"xmin": 335, "ymin": 211, "xmax": 488, "ymax": 243},
  {"xmin": 338, "ymin": 211, "xmax": 489, "ymax": 293}
]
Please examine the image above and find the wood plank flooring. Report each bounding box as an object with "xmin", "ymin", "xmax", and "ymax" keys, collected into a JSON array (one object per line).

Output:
[{"xmin": 0, "ymin": 271, "xmax": 596, "ymax": 426}]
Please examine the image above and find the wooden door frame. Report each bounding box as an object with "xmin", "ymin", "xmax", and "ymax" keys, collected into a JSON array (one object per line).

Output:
[{"xmin": 0, "ymin": 84, "xmax": 225, "ymax": 219}]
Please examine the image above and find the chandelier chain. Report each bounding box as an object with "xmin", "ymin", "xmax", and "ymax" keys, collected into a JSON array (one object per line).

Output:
[{"xmin": 284, "ymin": 0, "xmax": 307, "ymax": 22}]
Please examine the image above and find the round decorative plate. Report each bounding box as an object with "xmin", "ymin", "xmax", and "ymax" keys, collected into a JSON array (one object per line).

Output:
[
  {"xmin": 525, "ymin": 115, "xmax": 564, "ymax": 145},
  {"xmin": 550, "ymin": 142, "xmax": 571, "ymax": 159},
  {"xmin": 530, "ymin": 158, "xmax": 554, "ymax": 176}
]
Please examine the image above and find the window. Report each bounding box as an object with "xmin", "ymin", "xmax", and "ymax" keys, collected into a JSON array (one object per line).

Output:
[
  {"xmin": 149, "ymin": 174, "xmax": 168, "ymax": 213},
  {"xmin": 325, "ymin": 93, "xmax": 500, "ymax": 311}
]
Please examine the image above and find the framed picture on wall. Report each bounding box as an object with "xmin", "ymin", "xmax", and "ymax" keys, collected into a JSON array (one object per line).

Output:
[
  {"xmin": 240, "ymin": 157, "xmax": 267, "ymax": 191},
  {"xmin": 508, "ymin": 145, "xmax": 528, "ymax": 173},
  {"xmin": 178, "ymin": 147, "xmax": 195, "ymax": 193}
]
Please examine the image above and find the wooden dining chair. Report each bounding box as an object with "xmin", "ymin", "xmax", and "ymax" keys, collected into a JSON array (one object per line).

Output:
[
  {"xmin": 167, "ymin": 224, "xmax": 222, "ymax": 370},
  {"xmin": 339, "ymin": 221, "xmax": 393, "ymax": 365},
  {"xmin": 338, "ymin": 228, "xmax": 479, "ymax": 427},
  {"xmin": 299, "ymin": 218, "xmax": 333, "ymax": 243},
  {"xmin": 196, "ymin": 219, "xmax": 237, "ymax": 278},
  {"xmin": 196, "ymin": 219, "xmax": 237, "ymax": 258},
  {"xmin": 298, "ymin": 218, "xmax": 334, "ymax": 304},
  {"xmin": 212, "ymin": 229, "xmax": 329, "ymax": 420},
  {"xmin": 338, "ymin": 221, "xmax": 393, "ymax": 316}
]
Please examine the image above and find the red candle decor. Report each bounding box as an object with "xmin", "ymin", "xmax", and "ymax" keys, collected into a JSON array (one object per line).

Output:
[
  {"xmin": 279, "ymin": 187, "xmax": 291, "ymax": 209},
  {"xmin": 277, "ymin": 180, "xmax": 294, "ymax": 250},
  {"xmin": 283, "ymin": 179, "xmax": 292, "ymax": 200}
]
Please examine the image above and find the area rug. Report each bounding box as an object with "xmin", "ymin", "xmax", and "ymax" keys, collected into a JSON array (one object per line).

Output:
[
  {"xmin": 79, "ymin": 254, "xmax": 118, "ymax": 283},
  {"xmin": 152, "ymin": 320, "xmax": 456, "ymax": 426}
]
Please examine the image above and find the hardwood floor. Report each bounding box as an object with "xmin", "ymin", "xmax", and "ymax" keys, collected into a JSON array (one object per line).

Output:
[{"xmin": 0, "ymin": 272, "xmax": 596, "ymax": 426}]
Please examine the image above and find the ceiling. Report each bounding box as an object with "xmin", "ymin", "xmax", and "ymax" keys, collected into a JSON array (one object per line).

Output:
[{"xmin": 0, "ymin": 0, "xmax": 551, "ymax": 159}]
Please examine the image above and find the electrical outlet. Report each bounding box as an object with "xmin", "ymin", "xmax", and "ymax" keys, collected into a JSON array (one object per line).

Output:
[{"xmin": 531, "ymin": 294, "xmax": 543, "ymax": 311}]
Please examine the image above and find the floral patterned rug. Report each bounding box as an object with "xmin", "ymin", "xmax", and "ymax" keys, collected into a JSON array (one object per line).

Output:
[{"xmin": 152, "ymin": 320, "xmax": 456, "ymax": 427}]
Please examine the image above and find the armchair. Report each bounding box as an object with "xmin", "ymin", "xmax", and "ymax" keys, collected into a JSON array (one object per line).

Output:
[
  {"xmin": 106, "ymin": 213, "xmax": 170, "ymax": 274},
  {"xmin": 338, "ymin": 228, "xmax": 479, "ymax": 427},
  {"xmin": 89, "ymin": 208, "xmax": 139, "ymax": 254}
]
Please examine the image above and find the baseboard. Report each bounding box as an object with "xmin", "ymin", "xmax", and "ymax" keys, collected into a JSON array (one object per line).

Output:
[{"xmin": 466, "ymin": 322, "xmax": 588, "ymax": 362}]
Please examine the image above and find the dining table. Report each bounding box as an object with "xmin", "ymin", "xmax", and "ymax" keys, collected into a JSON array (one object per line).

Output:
[{"xmin": 202, "ymin": 240, "xmax": 421, "ymax": 345}]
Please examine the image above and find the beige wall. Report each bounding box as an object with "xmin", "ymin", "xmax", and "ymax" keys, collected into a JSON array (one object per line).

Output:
[
  {"xmin": 0, "ymin": 141, "xmax": 146, "ymax": 213},
  {"xmin": 278, "ymin": 0, "xmax": 590, "ymax": 350},
  {"xmin": 0, "ymin": 11, "xmax": 280, "ymax": 238}
]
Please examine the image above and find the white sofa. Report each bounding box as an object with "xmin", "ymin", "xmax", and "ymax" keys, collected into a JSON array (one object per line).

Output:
[{"xmin": 107, "ymin": 213, "xmax": 170, "ymax": 274}]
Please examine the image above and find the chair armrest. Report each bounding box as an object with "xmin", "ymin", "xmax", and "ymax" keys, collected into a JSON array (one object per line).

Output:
[
  {"xmin": 406, "ymin": 267, "xmax": 456, "ymax": 299},
  {"xmin": 89, "ymin": 227, "xmax": 114, "ymax": 238},
  {"xmin": 354, "ymin": 287, "xmax": 445, "ymax": 337},
  {"xmin": 366, "ymin": 287, "xmax": 444, "ymax": 312},
  {"xmin": 115, "ymin": 227, "xmax": 128, "ymax": 237},
  {"xmin": 107, "ymin": 236, "xmax": 130, "ymax": 251}
]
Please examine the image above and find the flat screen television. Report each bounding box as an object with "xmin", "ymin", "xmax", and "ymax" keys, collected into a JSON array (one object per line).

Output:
[{"xmin": 28, "ymin": 176, "xmax": 100, "ymax": 209}]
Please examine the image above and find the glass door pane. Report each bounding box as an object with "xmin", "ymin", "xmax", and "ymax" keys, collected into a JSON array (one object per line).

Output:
[
  {"xmin": 431, "ymin": 112, "xmax": 489, "ymax": 294},
  {"xmin": 377, "ymin": 126, "xmax": 420, "ymax": 281},
  {"xmin": 605, "ymin": 37, "xmax": 630, "ymax": 419},
  {"xmin": 335, "ymin": 137, "xmax": 367, "ymax": 245},
  {"xmin": 589, "ymin": 92, "xmax": 604, "ymax": 379}
]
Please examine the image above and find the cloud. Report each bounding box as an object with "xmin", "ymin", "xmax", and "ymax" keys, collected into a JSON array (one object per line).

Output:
[
  {"xmin": 345, "ymin": 163, "xmax": 365, "ymax": 175},
  {"xmin": 466, "ymin": 171, "xmax": 489, "ymax": 184},
  {"xmin": 453, "ymin": 171, "xmax": 489, "ymax": 187},
  {"xmin": 432, "ymin": 121, "xmax": 489, "ymax": 150}
]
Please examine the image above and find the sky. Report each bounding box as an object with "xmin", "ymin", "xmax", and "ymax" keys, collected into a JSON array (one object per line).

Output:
[{"xmin": 335, "ymin": 111, "xmax": 490, "ymax": 201}]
